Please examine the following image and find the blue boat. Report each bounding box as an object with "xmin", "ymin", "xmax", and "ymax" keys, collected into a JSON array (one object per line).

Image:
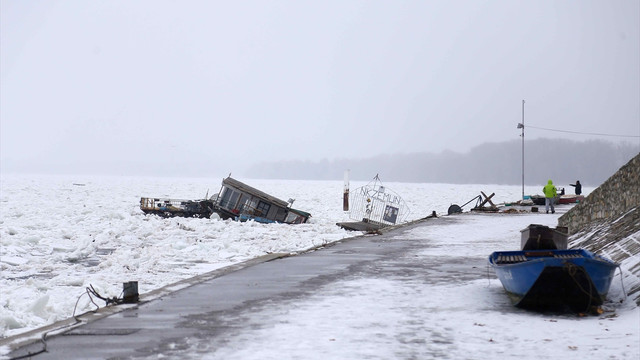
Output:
[{"xmin": 489, "ymin": 225, "xmax": 619, "ymax": 312}]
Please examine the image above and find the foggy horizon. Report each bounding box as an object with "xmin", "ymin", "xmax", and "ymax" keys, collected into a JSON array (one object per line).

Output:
[
  {"xmin": 246, "ymin": 138, "xmax": 639, "ymax": 185},
  {"xmin": 2, "ymin": 1, "xmax": 639, "ymax": 178},
  {"xmin": 2, "ymin": 138, "xmax": 637, "ymax": 190}
]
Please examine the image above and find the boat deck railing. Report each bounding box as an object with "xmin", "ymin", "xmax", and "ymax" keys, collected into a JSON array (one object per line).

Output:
[
  {"xmin": 140, "ymin": 197, "xmax": 195, "ymax": 211},
  {"xmin": 495, "ymin": 255, "xmax": 527, "ymax": 264},
  {"xmin": 495, "ymin": 252, "xmax": 584, "ymax": 264},
  {"xmin": 140, "ymin": 197, "xmax": 214, "ymax": 218}
]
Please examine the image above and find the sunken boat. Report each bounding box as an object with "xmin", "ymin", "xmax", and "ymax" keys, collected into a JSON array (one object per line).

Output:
[
  {"xmin": 140, "ymin": 197, "xmax": 214, "ymax": 218},
  {"xmin": 489, "ymin": 224, "xmax": 618, "ymax": 312},
  {"xmin": 337, "ymin": 174, "xmax": 409, "ymax": 231},
  {"xmin": 140, "ymin": 177, "xmax": 310, "ymax": 224},
  {"xmin": 211, "ymin": 177, "xmax": 311, "ymax": 224}
]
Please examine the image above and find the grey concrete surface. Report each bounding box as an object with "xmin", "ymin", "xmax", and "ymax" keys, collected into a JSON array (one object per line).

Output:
[{"xmin": 6, "ymin": 216, "xmax": 480, "ymax": 359}]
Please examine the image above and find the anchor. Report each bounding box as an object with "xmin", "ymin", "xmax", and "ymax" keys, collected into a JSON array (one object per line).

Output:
[{"xmin": 448, "ymin": 191, "xmax": 498, "ymax": 215}]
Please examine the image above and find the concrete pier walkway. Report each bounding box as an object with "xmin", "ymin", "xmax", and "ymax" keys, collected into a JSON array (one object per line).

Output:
[{"xmin": 6, "ymin": 216, "xmax": 468, "ymax": 359}]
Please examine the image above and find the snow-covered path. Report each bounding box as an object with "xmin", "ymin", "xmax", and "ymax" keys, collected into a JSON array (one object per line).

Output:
[
  {"xmin": 196, "ymin": 213, "xmax": 638, "ymax": 360},
  {"xmin": 5, "ymin": 212, "xmax": 638, "ymax": 360}
]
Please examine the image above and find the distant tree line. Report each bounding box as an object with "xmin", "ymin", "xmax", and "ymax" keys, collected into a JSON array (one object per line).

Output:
[{"xmin": 246, "ymin": 139, "xmax": 639, "ymax": 186}]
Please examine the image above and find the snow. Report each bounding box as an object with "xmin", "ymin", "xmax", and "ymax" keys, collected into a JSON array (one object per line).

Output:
[
  {"xmin": 193, "ymin": 214, "xmax": 639, "ymax": 360},
  {"xmin": 1, "ymin": 174, "xmax": 638, "ymax": 359}
]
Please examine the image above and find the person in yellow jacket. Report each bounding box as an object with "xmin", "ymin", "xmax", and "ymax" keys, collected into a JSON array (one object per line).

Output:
[{"xmin": 542, "ymin": 179, "xmax": 557, "ymax": 214}]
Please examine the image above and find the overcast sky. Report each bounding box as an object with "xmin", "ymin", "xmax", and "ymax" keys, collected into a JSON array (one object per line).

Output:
[{"xmin": 1, "ymin": 0, "xmax": 639, "ymax": 177}]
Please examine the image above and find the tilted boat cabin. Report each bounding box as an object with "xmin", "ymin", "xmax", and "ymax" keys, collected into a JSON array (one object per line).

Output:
[{"xmin": 213, "ymin": 177, "xmax": 310, "ymax": 224}]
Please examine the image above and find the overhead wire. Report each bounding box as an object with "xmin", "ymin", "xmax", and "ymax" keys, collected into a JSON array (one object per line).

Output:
[{"xmin": 525, "ymin": 125, "xmax": 640, "ymax": 138}]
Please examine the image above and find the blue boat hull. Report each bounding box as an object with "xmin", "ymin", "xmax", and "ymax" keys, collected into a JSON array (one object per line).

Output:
[{"xmin": 489, "ymin": 249, "xmax": 618, "ymax": 311}]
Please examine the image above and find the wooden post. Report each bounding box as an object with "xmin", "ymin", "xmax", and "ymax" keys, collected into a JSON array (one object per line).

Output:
[{"xmin": 343, "ymin": 170, "xmax": 350, "ymax": 211}]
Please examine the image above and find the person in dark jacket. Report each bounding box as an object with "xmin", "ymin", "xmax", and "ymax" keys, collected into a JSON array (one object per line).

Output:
[{"xmin": 570, "ymin": 180, "xmax": 582, "ymax": 195}]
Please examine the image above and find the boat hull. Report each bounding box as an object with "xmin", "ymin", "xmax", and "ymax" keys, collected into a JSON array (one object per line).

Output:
[
  {"xmin": 489, "ymin": 249, "xmax": 618, "ymax": 311},
  {"xmin": 529, "ymin": 195, "xmax": 546, "ymax": 206},
  {"xmin": 558, "ymin": 195, "xmax": 585, "ymax": 204}
]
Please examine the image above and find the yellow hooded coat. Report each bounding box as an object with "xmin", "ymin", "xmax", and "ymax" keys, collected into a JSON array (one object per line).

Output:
[{"xmin": 543, "ymin": 180, "xmax": 557, "ymax": 198}]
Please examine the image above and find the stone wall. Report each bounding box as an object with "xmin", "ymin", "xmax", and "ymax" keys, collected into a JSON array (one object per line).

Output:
[
  {"xmin": 558, "ymin": 152, "xmax": 640, "ymax": 305},
  {"xmin": 558, "ymin": 153, "xmax": 639, "ymax": 234}
]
